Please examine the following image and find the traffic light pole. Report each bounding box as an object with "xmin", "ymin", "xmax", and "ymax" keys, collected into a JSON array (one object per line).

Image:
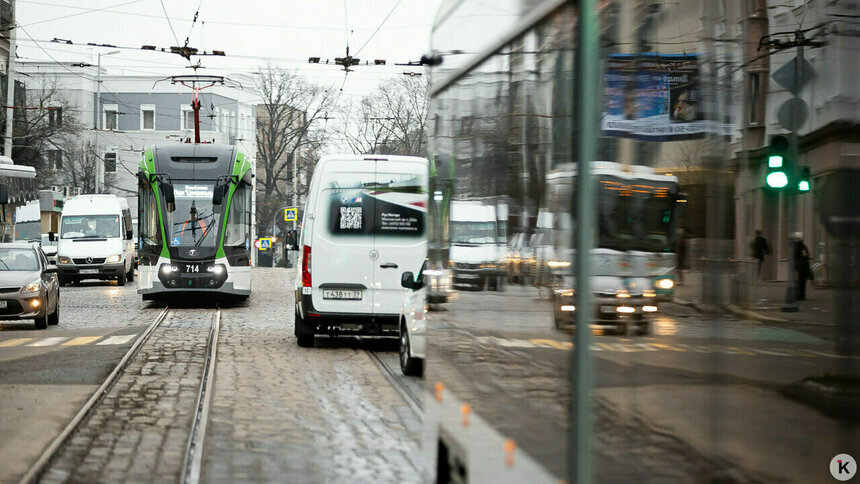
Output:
[{"xmin": 780, "ymin": 43, "xmax": 804, "ymax": 313}]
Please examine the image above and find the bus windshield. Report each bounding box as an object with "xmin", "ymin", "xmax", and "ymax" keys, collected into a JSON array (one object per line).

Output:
[{"xmin": 166, "ymin": 182, "xmax": 220, "ymax": 248}]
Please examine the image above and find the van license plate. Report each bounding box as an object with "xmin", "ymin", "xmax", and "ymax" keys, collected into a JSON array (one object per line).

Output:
[
  {"xmin": 79, "ymin": 269, "xmax": 99, "ymax": 274},
  {"xmin": 0, "ymin": 300, "xmax": 6, "ymax": 308},
  {"xmin": 323, "ymin": 290, "xmax": 362, "ymax": 300}
]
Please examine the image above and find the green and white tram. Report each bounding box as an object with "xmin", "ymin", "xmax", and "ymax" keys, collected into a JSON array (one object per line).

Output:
[{"xmin": 136, "ymin": 144, "xmax": 253, "ymax": 299}]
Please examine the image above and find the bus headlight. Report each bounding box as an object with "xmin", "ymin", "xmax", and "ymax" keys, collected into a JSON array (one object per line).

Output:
[
  {"xmin": 656, "ymin": 279, "xmax": 674, "ymax": 289},
  {"xmin": 106, "ymin": 254, "xmax": 122, "ymax": 263}
]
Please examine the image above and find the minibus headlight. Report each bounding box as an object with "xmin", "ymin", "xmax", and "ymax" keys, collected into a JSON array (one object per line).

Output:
[
  {"xmin": 106, "ymin": 254, "xmax": 122, "ymax": 263},
  {"xmin": 656, "ymin": 278, "xmax": 674, "ymax": 289},
  {"xmin": 58, "ymin": 256, "xmax": 72, "ymax": 264}
]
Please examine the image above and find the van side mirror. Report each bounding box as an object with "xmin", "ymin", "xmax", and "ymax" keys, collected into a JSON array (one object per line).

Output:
[
  {"xmin": 161, "ymin": 182, "xmax": 175, "ymax": 212},
  {"xmin": 401, "ymin": 272, "xmax": 416, "ymax": 289},
  {"xmin": 212, "ymin": 182, "xmax": 228, "ymax": 205},
  {"xmin": 0, "ymin": 183, "xmax": 8, "ymax": 204},
  {"xmin": 48, "ymin": 232, "xmax": 56, "ymax": 242}
]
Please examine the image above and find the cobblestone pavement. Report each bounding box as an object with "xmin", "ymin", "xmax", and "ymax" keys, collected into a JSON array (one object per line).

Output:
[
  {"xmin": 41, "ymin": 308, "xmax": 215, "ymax": 483},
  {"xmin": 203, "ymin": 268, "xmax": 422, "ymax": 483}
]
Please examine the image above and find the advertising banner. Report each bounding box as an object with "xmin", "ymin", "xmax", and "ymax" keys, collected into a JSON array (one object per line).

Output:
[{"xmin": 602, "ymin": 53, "xmax": 729, "ymax": 141}]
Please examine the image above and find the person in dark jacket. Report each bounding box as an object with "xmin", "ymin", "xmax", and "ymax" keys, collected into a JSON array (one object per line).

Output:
[
  {"xmin": 751, "ymin": 230, "xmax": 770, "ymax": 279},
  {"xmin": 793, "ymin": 232, "xmax": 811, "ymax": 301}
]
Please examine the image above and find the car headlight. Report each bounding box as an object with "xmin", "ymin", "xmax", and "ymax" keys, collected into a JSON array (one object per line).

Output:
[
  {"xmin": 58, "ymin": 256, "xmax": 71, "ymax": 264},
  {"xmin": 656, "ymin": 278, "xmax": 674, "ymax": 289},
  {"xmin": 106, "ymin": 254, "xmax": 122, "ymax": 263},
  {"xmin": 21, "ymin": 279, "xmax": 42, "ymax": 294}
]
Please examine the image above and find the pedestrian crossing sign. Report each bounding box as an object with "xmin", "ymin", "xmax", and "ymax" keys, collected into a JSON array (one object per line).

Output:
[
  {"xmin": 284, "ymin": 208, "xmax": 298, "ymax": 222},
  {"xmin": 259, "ymin": 237, "xmax": 272, "ymax": 249}
]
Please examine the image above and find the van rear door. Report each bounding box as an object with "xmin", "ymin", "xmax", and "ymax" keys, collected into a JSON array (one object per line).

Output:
[
  {"xmin": 371, "ymin": 159, "xmax": 428, "ymax": 316},
  {"xmin": 310, "ymin": 161, "xmax": 377, "ymax": 315}
]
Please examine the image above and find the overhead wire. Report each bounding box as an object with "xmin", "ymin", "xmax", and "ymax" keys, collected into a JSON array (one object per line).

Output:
[{"xmin": 1, "ymin": 0, "xmax": 144, "ymax": 32}]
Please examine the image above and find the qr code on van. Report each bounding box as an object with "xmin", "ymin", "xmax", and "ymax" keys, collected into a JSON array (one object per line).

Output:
[{"xmin": 340, "ymin": 206, "xmax": 362, "ymax": 230}]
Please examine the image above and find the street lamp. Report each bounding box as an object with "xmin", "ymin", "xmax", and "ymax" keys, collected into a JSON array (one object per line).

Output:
[{"xmin": 95, "ymin": 50, "xmax": 120, "ymax": 193}]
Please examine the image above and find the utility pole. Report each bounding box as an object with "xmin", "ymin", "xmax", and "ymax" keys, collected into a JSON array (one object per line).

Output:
[
  {"xmin": 94, "ymin": 50, "xmax": 119, "ymax": 193},
  {"xmin": 3, "ymin": 0, "xmax": 16, "ymax": 158}
]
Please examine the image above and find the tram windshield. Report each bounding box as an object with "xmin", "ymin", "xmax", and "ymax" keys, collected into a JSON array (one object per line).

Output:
[{"xmin": 166, "ymin": 182, "xmax": 220, "ymax": 248}]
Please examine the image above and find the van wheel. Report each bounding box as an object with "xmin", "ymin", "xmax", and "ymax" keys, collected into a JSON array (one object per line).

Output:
[
  {"xmin": 117, "ymin": 274, "xmax": 126, "ymax": 286},
  {"xmin": 295, "ymin": 308, "xmax": 314, "ymax": 347},
  {"xmin": 126, "ymin": 266, "xmax": 135, "ymax": 282},
  {"xmin": 399, "ymin": 323, "xmax": 423, "ymax": 376}
]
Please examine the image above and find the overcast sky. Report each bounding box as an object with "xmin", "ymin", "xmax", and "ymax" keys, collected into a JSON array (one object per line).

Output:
[{"xmin": 15, "ymin": 0, "xmax": 441, "ymax": 101}]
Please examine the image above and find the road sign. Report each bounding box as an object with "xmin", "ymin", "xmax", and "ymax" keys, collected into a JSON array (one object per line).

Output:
[
  {"xmin": 284, "ymin": 208, "xmax": 298, "ymax": 222},
  {"xmin": 258, "ymin": 237, "xmax": 272, "ymax": 250},
  {"xmin": 772, "ymin": 56, "xmax": 814, "ymax": 94},
  {"xmin": 777, "ymin": 98, "xmax": 808, "ymax": 131}
]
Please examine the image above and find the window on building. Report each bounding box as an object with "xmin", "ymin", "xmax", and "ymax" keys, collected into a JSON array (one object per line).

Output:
[
  {"xmin": 748, "ymin": 73, "xmax": 761, "ymax": 125},
  {"xmin": 46, "ymin": 149, "xmax": 63, "ymax": 170},
  {"xmin": 48, "ymin": 107, "xmax": 62, "ymax": 126},
  {"xmin": 181, "ymin": 104, "xmax": 194, "ymax": 131},
  {"xmin": 104, "ymin": 152, "xmax": 117, "ymax": 173},
  {"xmin": 140, "ymin": 104, "xmax": 155, "ymax": 130},
  {"xmin": 215, "ymin": 107, "xmax": 221, "ymax": 132},
  {"xmin": 104, "ymin": 104, "xmax": 118, "ymax": 130}
]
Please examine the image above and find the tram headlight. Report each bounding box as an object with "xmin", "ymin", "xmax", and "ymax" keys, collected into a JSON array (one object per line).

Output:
[
  {"xmin": 105, "ymin": 254, "xmax": 122, "ymax": 263},
  {"xmin": 160, "ymin": 264, "xmax": 180, "ymax": 274},
  {"xmin": 207, "ymin": 264, "xmax": 226, "ymax": 275}
]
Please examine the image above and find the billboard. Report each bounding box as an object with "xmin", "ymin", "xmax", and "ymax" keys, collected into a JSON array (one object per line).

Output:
[{"xmin": 602, "ymin": 53, "xmax": 729, "ymax": 141}]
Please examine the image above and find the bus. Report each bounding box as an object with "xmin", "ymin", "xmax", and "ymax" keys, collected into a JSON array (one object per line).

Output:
[{"xmin": 136, "ymin": 143, "xmax": 253, "ymax": 299}]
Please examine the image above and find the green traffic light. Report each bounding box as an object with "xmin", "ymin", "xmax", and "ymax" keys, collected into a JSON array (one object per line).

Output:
[
  {"xmin": 798, "ymin": 180, "xmax": 810, "ymax": 192},
  {"xmin": 767, "ymin": 171, "xmax": 788, "ymax": 188},
  {"xmin": 768, "ymin": 155, "xmax": 784, "ymax": 168}
]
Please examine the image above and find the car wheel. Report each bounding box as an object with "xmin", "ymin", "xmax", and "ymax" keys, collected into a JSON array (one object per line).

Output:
[
  {"xmin": 117, "ymin": 274, "xmax": 126, "ymax": 286},
  {"xmin": 34, "ymin": 309, "xmax": 48, "ymax": 330},
  {"xmin": 295, "ymin": 308, "xmax": 314, "ymax": 347},
  {"xmin": 48, "ymin": 294, "xmax": 60, "ymax": 325},
  {"xmin": 399, "ymin": 322, "xmax": 423, "ymax": 376}
]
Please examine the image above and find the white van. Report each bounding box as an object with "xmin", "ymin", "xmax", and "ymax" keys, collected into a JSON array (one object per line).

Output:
[
  {"xmin": 449, "ymin": 201, "xmax": 505, "ymax": 291},
  {"xmin": 293, "ymin": 155, "xmax": 429, "ymax": 347},
  {"xmin": 54, "ymin": 195, "xmax": 135, "ymax": 286}
]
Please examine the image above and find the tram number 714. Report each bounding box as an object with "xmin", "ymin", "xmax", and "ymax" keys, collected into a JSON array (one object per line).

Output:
[{"xmin": 185, "ymin": 264, "xmax": 200, "ymax": 273}]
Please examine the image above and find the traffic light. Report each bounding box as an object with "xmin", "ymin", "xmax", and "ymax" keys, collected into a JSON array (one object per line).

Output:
[
  {"xmin": 798, "ymin": 166, "xmax": 811, "ymax": 192},
  {"xmin": 766, "ymin": 135, "xmax": 790, "ymax": 189}
]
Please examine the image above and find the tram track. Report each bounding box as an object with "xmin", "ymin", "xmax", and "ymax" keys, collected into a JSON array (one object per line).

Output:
[
  {"xmin": 18, "ymin": 305, "xmax": 223, "ymax": 484},
  {"xmin": 367, "ymin": 349, "xmax": 424, "ymax": 418}
]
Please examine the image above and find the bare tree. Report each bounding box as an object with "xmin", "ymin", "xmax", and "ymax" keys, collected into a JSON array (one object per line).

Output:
[
  {"xmin": 341, "ymin": 75, "xmax": 429, "ymax": 157},
  {"xmin": 255, "ymin": 66, "xmax": 336, "ymax": 236},
  {"xmin": 9, "ymin": 78, "xmax": 88, "ymax": 187}
]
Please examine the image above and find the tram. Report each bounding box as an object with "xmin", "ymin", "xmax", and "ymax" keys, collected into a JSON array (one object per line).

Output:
[{"xmin": 136, "ymin": 143, "xmax": 253, "ymax": 299}]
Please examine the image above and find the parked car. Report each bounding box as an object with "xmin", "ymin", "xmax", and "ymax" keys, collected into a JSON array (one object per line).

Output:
[
  {"xmin": 293, "ymin": 154, "xmax": 429, "ymax": 347},
  {"xmin": 0, "ymin": 242, "xmax": 60, "ymax": 329},
  {"xmin": 399, "ymin": 265, "xmax": 427, "ymax": 376}
]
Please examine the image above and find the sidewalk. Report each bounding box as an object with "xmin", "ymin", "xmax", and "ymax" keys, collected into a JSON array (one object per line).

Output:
[{"xmin": 673, "ymin": 270, "xmax": 833, "ymax": 325}]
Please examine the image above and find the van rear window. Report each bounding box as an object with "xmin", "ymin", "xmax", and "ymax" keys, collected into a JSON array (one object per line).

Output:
[{"xmin": 324, "ymin": 172, "xmax": 427, "ymax": 238}]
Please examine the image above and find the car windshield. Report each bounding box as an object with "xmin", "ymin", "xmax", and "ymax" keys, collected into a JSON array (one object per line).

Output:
[
  {"xmin": 0, "ymin": 248, "xmax": 39, "ymax": 271},
  {"xmin": 451, "ymin": 221, "xmax": 497, "ymax": 244},
  {"xmin": 61, "ymin": 215, "xmax": 121, "ymax": 239}
]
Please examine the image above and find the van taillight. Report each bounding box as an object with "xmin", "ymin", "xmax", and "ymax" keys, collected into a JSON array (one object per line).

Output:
[{"xmin": 301, "ymin": 245, "xmax": 312, "ymax": 287}]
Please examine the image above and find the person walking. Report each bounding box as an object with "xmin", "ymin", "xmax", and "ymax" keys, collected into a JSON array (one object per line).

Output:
[
  {"xmin": 751, "ymin": 230, "xmax": 770, "ymax": 279},
  {"xmin": 793, "ymin": 232, "xmax": 811, "ymax": 301}
]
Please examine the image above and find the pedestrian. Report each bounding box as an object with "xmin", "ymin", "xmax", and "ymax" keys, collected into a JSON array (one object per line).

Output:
[
  {"xmin": 675, "ymin": 228, "xmax": 687, "ymax": 285},
  {"xmin": 793, "ymin": 232, "xmax": 811, "ymax": 301},
  {"xmin": 750, "ymin": 229, "xmax": 770, "ymax": 279}
]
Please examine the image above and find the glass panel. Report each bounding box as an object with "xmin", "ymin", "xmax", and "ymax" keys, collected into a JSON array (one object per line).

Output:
[
  {"xmin": 0, "ymin": 248, "xmax": 39, "ymax": 271},
  {"xmin": 142, "ymin": 110, "xmax": 154, "ymax": 129},
  {"xmin": 165, "ymin": 183, "xmax": 220, "ymax": 247},
  {"xmin": 61, "ymin": 215, "xmax": 120, "ymax": 239},
  {"xmin": 224, "ymin": 183, "xmax": 250, "ymax": 247}
]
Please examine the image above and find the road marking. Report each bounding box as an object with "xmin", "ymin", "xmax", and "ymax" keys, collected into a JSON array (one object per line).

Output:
[
  {"xmin": 28, "ymin": 337, "xmax": 68, "ymax": 347},
  {"xmin": 97, "ymin": 335, "xmax": 136, "ymax": 346},
  {"xmin": 650, "ymin": 343, "xmax": 685, "ymax": 352},
  {"xmin": 0, "ymin": 337, "xmax": 35, "ymax": 347},
  {"xmin": 63, "ymin": 336, "xmax": 102, "ymax": 346}
]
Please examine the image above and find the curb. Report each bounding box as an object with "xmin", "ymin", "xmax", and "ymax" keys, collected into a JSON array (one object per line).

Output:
[{"xmin": 725, "ymin": 304, "xmax": 793, "ymax": 324}]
